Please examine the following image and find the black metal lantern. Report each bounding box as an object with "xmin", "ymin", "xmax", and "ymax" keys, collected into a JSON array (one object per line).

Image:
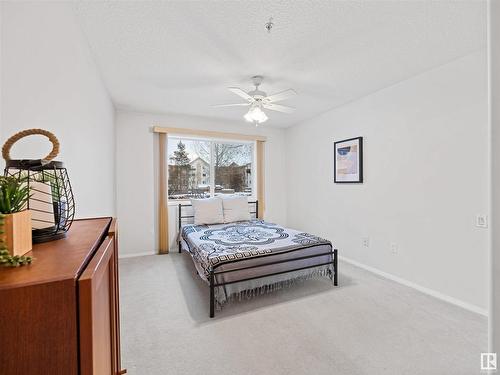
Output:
[{"xmin": 2, "ymin": 129, "xmax": 75, "ymax": 243}]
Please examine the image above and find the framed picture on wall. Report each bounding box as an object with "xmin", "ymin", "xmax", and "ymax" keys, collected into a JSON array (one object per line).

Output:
[{"xmin": 334, "ymin": 137, "xmax": 363, "ymax": 183}]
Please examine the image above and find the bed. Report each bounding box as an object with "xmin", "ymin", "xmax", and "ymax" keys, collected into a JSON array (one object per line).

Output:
[{"xmin": 178, "ymin": 200, "xmax": 338, "ymax": 317}]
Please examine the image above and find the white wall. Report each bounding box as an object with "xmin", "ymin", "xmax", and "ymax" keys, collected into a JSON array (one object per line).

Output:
[
  {"xmin": 116, "ymin": 110, "xmax": 287, "ymax": 257},
  {"xmin": 285, "ymin": 51, "xmax": 489, "ymax": 312},
  {"xmin": 490, "ymin": 0, "xmax": 500, "ymax": 352},
  {"xmin": 0, "ymin": 2, "xmax": 115, "ymax": 218}
]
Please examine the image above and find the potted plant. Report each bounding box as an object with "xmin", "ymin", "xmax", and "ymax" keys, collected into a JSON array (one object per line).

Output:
[
  {"xmin": 0, "ymin": 176, "xmax": 32, "ymax": 257},
  {"xmin": 0, "ymin": 214, "xmax": 32, "ymax": 267}
]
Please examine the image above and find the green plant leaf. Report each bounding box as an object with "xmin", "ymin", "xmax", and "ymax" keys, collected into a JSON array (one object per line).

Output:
[{"xmin": 0, "ymin": 177, "xmax": 30, "ymax": 214}]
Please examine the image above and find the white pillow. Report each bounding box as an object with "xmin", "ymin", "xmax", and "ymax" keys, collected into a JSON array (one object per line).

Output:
[
  {"xmin": 191, "ymin": 197, "xmax": 224, "ymax": 225},
  {"xmin": 221, "ymin": 195, "xmax": 251, "ymax": 223}
]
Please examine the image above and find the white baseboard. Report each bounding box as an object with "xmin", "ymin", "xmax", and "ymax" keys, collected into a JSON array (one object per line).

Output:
[
  {"xmin": 339, "ymin": 255, "xmax": 488, "ymax": 317},
  {"xmin": 118, "ymin": 251, "xmax": 156, "ymax": 259}
]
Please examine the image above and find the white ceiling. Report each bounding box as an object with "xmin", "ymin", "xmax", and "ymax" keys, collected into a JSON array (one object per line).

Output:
[{"xmin": 75, "ymin": 1, "xmax": 486, "ymax": 128}]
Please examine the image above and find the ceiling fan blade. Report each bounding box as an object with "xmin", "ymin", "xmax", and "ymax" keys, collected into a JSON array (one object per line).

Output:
[
  {"xmin": 264, "ymin": 89, "xmax": 297, "ymax": 103},
  {"xmin": 228, "ymin": 87, "xmax": 254, "ymax": 102},
  {"xmin": 263, "ymin": 103, "xmax": 295, "ymax": 113},
  {"xmin": 211, "ymin": 103, "xmax": 251, "ymax": 108}
]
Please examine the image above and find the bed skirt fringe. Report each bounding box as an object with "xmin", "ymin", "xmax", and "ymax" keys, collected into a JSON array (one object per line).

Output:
[{"xmin": 214, "ymin": 264, "xmax": 334, "ymax": 309}]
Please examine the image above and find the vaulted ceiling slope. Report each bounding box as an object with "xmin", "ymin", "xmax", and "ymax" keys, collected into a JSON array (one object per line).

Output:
[{"xmin": 75, "ymin": 1, "xmax": 486, "ymax": 128}]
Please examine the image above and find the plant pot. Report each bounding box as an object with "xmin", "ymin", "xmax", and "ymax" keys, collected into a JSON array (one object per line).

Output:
[{"xmin": 2, "ymin": 210, "xmax": 32, "ymax": 256}]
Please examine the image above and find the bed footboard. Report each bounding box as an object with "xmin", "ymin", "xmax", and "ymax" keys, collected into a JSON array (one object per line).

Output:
[{"xmin": 208, "ymin": 247, "xmax": 338, "ymax": 318}]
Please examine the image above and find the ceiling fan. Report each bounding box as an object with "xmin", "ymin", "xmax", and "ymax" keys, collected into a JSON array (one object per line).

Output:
[{"xmin": 212, "ymin": 76, "xmax": 296, "ymax": 125}]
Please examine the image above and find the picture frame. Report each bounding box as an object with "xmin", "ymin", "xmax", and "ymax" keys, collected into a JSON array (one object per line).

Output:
[{"xmin": 334, "ymin": 137, "xmax": 363, "ymax": 183}]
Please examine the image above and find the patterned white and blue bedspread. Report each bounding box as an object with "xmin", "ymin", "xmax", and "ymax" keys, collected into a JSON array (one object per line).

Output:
[{"xmin": 181, "ymin": 219, "xmax": 332, "ymax": 281}]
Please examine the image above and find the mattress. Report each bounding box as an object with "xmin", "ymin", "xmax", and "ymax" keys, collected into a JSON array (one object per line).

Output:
[{"xmin": 180, "ymin": 219, "xmax": 334, "ymax": 304}]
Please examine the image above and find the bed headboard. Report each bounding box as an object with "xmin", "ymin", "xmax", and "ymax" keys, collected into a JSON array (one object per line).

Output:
[{"xmin": 177, "ymin": 200, "xmax": 258, "ymax": 231}]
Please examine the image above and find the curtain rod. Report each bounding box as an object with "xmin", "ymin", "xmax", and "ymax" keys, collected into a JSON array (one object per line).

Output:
[{"xmin": 152, "ymin": 126, "xmax": 267, "ymax": 142}]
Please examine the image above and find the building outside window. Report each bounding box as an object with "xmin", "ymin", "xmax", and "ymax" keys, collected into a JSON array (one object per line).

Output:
[{"xmin": 167, "ymin": 137, "xmax": 254, "ymax": 200}]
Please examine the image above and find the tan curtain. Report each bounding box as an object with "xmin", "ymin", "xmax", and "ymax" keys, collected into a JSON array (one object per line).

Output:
[
  {"xmin": 158, "ymin": 133, "xmax": 169, "ymax": 254},
  {"xmin": 256, "ymin": 140, "xmax": 265, "ymax": 219}
]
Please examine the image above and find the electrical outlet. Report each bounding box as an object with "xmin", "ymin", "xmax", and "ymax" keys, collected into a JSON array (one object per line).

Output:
[
  {"xmin": 390, "ymin": 242, "xmax": 398, "ymax": 255},
  {"xmin": 362, "ymin": 237, "xmax": 370, "ymax": 248},
  {"xmin": 476, "ymin": 215, "xmax": 488, "ymax": 228}
]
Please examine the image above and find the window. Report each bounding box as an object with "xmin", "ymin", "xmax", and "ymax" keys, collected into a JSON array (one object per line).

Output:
[{"xmin": 167, "ymin": 137, "xmax": 254, "ymax": 200}]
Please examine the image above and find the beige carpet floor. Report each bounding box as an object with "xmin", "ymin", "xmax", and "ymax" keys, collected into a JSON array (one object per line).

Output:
[{"xmin": 119, "ymin": 254, "xmax": 487, "ymax": 375}]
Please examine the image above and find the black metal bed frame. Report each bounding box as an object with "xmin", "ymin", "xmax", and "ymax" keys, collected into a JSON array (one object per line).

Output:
[{"xmin": 178, "ymin": 200, "xmax": 338, "ymax": 318}]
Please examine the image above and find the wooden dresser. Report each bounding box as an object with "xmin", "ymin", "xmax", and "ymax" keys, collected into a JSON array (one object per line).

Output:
[{"xmin": 0, "ymin": 218, "xmax": 125, "ymax": 375}]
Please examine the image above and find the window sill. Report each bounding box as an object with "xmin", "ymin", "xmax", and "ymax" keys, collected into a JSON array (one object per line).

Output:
[
  {"xmin": 167, "ymin": 197, "xmax": 257, "ymax": 206},
  {"xmin": 167, "ymin": 200, "xmax": 191, "ymax": 206}
]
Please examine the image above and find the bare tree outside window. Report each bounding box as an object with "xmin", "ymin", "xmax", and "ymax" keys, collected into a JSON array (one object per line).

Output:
[
  {"xmin": 167, "ymin": 139, "xmax": 210, "ymax": 200},
  {"xmin": 167, "ymin": 137, "xmax": 253, "ymax": 200},
  {"xmin": 192, "ymin": 141, "xmax": 253, "ymax": 196}
]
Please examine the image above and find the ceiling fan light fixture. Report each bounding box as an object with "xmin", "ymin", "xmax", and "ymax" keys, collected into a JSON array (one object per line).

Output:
[
  {"xmin": 244, "ymin": 105, "xmax": 268, "ymax": 124},
  {"xmin": 213, "ymin": 76, "xmax": 296, "ymax": 125}
]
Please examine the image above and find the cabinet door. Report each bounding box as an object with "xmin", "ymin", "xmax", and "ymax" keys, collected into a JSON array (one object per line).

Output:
[{"xmin": 79, "ymin": 236, "xmax": 119, "ymax": 375}]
